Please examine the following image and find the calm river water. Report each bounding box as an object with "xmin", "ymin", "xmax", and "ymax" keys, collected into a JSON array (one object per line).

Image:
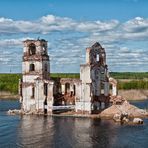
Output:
[{"xmin": 0, "ymin": 99, "xmax": 148, "ymax": 148}]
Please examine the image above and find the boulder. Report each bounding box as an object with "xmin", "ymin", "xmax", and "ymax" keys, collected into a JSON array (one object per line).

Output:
[
  {"xmin": 113, "ymin": 113, "xmax": 129, "ymax": 123},
  {"xmin": 8, "ymin": 109, "xmax": 22, "ymax": 115},
  {"xmin": 122, "ymin": 117, "xmax": 129, "ymax": 123},
  {"xmin": 113, "ymin": 113, "xmax": 121, "ymax": 122},
  {"xmin": 133, "ymin": 118, "xmax": 143, "ymax": 124}
]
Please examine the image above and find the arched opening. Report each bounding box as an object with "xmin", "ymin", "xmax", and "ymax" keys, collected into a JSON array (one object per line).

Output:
[
  {"xmin": 101, "ymin": 83, "xmax": 104, "ymax": 95},
  {"xmin": 73, "ymin": 85, "xmax": 76, "ymax": 96},
  {"xmin": 29, "ymin": 43, "xmax": 36, "ymax": 55},
  {"xmin": 44, "ymin": 83, "xmax": 48, "ymax": 96},
  {"xmin": 30, "ymin": 64, "xmax": 35, "ymax": 71},
  {"xmin": 109, "ymin": 78, "xmax": 117, "ymax": 96},
  {"xmin": 44, "ymin": 97, "xmax": 47, "ymax": 115},
  {"xmin": 31, "ymin": 87, "xmax": 35, "ymax": 99},
  {"xmin": 96, "ymin": 54, "xmax": 100, "ymax": 62},
  {"xmin": 65, "ymin": 83, "xmax": 70, "ymax": 94},
  {"xmin": 42, "ymin": 45, "xmax": 47, "ymax": 55}
]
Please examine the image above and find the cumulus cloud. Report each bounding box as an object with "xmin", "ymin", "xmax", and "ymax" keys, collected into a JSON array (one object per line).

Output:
[
  {"xmin": 0, "ymin": 15, "xmax": 77, "ymax": 34},
  {"xmin": 76, "ymin": 20, "xmax": 119, "ymax": 32},
  {"xmin": 0, "ymin": 37, "xmax": 34, "ymax": 47},
  {"xmin": 0, "ymin": 17, "xmax": 37, "ymax": 34},
  {"xmin": 1, "ymin": 14, "xmax": 148, "ymax": 72},
  {"xmin": 0, "ymin": 15, "xmax": 119, "ymax": 34},
  {"xmin": 123, "ymin": 17, "xmax": 148, "ymax": 32},
  {"xmin": 0, "ymin": 14, "xmax": 148, "ymax": 41}
]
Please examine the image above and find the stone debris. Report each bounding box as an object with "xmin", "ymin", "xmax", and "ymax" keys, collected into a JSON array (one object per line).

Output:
[
  {"xmin": 110, "ymin": 95, "xmax": 126, "ymax": 105},
  {"xmin": 133, "ymin": 118, "xmax": 143, "ymax": 124},
  {"xmin": 113, "ymin": 113, "xmax": 121, "ymax": 122},
  {"xmin": 100, "ymin": 100, "xmax": 148, "ymax": 119},
  {"xmin": 8, "ymin": 109, "xmax": 24, "ymax": 115},
  {"xmin": 113, "ymin": 112, "xmax": 129, "ymax": 123}
]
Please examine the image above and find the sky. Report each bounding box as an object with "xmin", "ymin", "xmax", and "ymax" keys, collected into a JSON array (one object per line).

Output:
[{"xmin": 0, "ymin": 0, "xmax": 148, "ymax": 73}]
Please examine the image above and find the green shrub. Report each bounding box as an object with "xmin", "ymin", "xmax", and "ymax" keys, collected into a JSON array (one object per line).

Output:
[
  {"xmin": 0, "ymin": 74, "xmax": 21, "ymax": 94},
  {"xmin": 110, "ymin": 72, "xmax": 148, "ymax": 79},
  {"xmin": 118, "ymin": 80, "xmax": 148, "ymax": 90}
]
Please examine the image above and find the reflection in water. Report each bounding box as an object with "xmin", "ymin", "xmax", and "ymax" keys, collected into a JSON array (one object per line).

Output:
[
  {"xmin": 18, "ymin": 116, "xmax": 118, "ymax": 148},
  {"xmin": 0, "ymin": 100, "xmax": 148, "ymax": 148},
  {"xmin": 17, "ymin": 116, "xmax": 54, "ymax": 147}
]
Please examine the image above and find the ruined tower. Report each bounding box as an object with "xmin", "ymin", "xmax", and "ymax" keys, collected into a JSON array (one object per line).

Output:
[
  {"xmin": 19, "ymin": 39, "xmax": 54, "ymax": 113},
  {"xmin": 19, "ymin": 40, "xmax": 117, "ymax": 114},
  {"xmin": 75, "ymin": 42, "xmax": 110, "ymax": 113}
]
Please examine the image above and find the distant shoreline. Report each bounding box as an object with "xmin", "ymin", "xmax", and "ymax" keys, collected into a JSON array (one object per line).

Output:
[
  {"xmin": 0, "ymin": 90, "xmax": 147, "ymax": 101},
  {"xmin": 118, "ymin": 89, "xmax": 148, "ymax": 101},
  {"xmin": 0, "ymin": 91, "xmax": 19, "ymax": 100}
]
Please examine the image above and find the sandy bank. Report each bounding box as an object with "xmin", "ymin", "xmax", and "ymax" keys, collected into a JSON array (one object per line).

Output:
[
  {"xmin": 118, "ymin": 89, "xmax": 148, "ymax": 100},
  {"xmin": 100, "ymin": 101, "xmax": 148, "ymax": 119},
  {"xmin": 0, "ymin": 91, "xmax": 19, "ymax": 99}
]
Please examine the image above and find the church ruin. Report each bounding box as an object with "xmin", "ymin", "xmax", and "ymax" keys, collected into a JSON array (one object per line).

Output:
[{"xmin": 19, "ymin": 39, "xmax": 118, "ymax": 114}]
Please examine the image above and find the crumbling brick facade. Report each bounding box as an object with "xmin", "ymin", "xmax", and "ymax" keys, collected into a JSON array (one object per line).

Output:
[
  {"xmin": 19, "ymin": 39, "xmax": 54, "ymax": 113},
  {"xmin": 19, "ymin": 40, "xmax": 117, "ymax": 114}
]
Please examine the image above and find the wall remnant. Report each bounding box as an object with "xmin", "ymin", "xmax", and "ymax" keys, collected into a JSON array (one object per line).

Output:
[{"xmin": 19, "ymin": 40, "xmax": 119, "ymax": 114}]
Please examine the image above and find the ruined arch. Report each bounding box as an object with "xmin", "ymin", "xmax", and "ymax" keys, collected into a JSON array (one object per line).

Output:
[
  {"xmin": 65, "ymin": 83, "xmax": 70, "ymax": 94},
  {"xmin": 109, "ymin": 77, "xmax": 117, "ymax": 96}
]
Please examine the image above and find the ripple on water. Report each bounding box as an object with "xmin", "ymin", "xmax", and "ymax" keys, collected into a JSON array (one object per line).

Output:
[{"xmin": 0, "ymin": 100, "xmax": 148, "ymax": 148}]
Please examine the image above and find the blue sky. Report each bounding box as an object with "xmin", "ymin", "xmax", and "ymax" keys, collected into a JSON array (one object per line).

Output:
[{"xmin": 0, "ymin": 0, "xmax": 148, "ymax": 73}]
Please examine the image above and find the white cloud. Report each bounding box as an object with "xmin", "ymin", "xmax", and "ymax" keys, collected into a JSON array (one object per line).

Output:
[
  {"xmin": 0, "ymin": 15, "xmax": 148, "ymax": 41},
  {"xmin": 76, "ymin": 20, "xmax": 119, "ymax": 32},
  {"xmin": 123, "ymin": 17, "xmax": 148, "ymax": 32},
  {"xmin": 1, "ymin": 14, "xmax": 148, "ymax": 72},
  {"xmin": 0, "ymin": 15, "xmax": 119, "ymax": 35},
  {"xmin": 0, "ymin": 37, "xmax": 34, "ymax": 47}
]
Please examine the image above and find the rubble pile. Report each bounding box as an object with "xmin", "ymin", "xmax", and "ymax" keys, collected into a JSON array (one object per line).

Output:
[
  {"xmin": 100, "ymin": 100, "xmax": 148, "ymax": 119},
  {"xmin": 110, "ymin": 95, "xmax": 126, "ymax": 104}
]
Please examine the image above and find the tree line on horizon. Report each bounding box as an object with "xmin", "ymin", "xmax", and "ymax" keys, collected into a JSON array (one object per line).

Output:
[{"xmin": 0, "ymin": 73, "xmax": 148, "ymax": 94}]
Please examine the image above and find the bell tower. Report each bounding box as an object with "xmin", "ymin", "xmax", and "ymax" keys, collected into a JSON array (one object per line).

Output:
[
  {"xmin": 22, "ymin": 39, "xmax": 50, "ymax": 82},
  {"xmin": 20, "ymin": 39, "xmax": 54, "ymax": 113}
]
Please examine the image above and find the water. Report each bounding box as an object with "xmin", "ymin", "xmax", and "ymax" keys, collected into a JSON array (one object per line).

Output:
[{"xmin": 0, "ymin": 99, "xmax": 148, "ymax": 148}]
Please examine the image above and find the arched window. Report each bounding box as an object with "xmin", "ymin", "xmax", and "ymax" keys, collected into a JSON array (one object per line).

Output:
[
  {"xmin": 29, "ymin": 43, "xmax": 36, "ymax": 55},
  {"xmin": 65, "ymin": 83, "xmax": 70, "ymax": 94},
  {"xmin": 96, "ymin": 54, "xmax": 100, "ymax": 62},
  {"xmin": 30, "ymin": 64, "xmax": 35, "ymax": 71},
  {"xmin": 44, "ymin": 83, "xmax": 48, "ymax": 96},
  {"xmin": 42, "ymin": 45, "xmax": 46, "ymax": 55},
  {"xmin": 31, "ymin": 87, "xmax": 35, "ymax": 99}
]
